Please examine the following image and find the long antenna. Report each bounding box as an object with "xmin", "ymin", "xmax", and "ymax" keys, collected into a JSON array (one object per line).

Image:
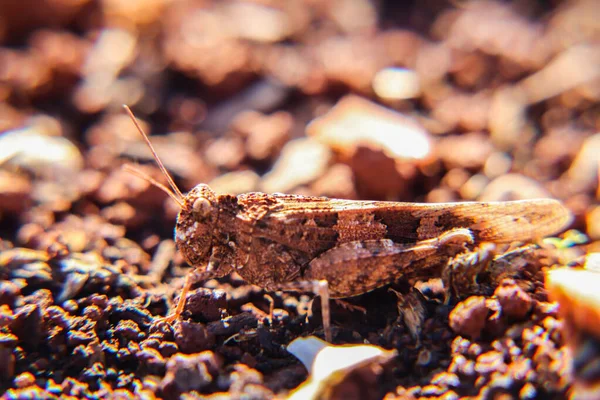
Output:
[
  {"xmin": 122, "ymin": 164, "xmax": 183, "ymax": 208},
  {"xmin": 123, "ymin": 105, "xmax": 185, "ymax": 202}
]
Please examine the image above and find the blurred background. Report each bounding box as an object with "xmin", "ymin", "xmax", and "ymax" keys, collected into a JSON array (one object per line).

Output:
[{"xmin": 0, "ymin": 1, "xmax": 599, "ymax": 397}]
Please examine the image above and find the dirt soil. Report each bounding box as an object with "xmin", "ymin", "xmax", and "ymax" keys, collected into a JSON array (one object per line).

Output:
[{"xmin": 0, "ymin": 1, "xmax": 599, "ymax": 399}]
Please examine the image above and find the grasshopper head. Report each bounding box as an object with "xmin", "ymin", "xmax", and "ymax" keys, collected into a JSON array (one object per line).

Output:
[
  {"xmin": 175, "ymin": 184, "xmax": 220, "ymax": 268},
  {"xmin": 122, "ymin": 106, "xmax": 231, "ymax": 277}
]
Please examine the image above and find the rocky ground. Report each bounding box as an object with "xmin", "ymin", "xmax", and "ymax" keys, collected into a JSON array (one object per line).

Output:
[{"xmin": 0, "ymin": 1, "xmax": 599, "ymax": 399}]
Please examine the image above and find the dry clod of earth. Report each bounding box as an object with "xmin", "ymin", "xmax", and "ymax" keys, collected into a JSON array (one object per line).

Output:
[{"xmin": 1, "ymin": 0, "xmax": 599, "ymax": 398}]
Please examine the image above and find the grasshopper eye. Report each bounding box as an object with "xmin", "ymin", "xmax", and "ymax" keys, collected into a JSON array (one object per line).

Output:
[{"xmin": 192, "ymin": 197, "xmax": 212, "ymax": 217}]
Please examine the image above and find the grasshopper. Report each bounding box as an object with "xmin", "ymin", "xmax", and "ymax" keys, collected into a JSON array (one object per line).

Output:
[{"xmin": 123, "ymin": 106, "xmax": 572, "ymax": 342}]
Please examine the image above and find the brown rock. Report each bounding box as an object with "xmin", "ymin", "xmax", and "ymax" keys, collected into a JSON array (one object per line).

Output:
[
  {"xmin": 161, "ymin": 351, "xmax": 221, "ymax": 394},
  {"xmin": 307, "ymin": 95, "xmax": 432, "ymax": 198},
  {"xmin": 261, "ymin": 138, "xmax": 331, "ymax": 193},
  {"xmin": 546, "ymin": 268, "xmax": 600, "ymax": 339},
  {"xmin": 231, "ymin": 110, "xmax": 292, "ymax": 161},
  {"xmin": 0, "ymin": 333, "xmax": 17, "ymax": 380},
  {"xmin": 495, "ymin": 279, "xmax": 533, "ymax": 320},
  {"xmin": 11, "ymin": 304, "xmax": 43, "ymax": 347},
  {"xmin": 0, "ymin": 281, "xmax": 21, "ymax": 308},
  {"xmin": 474, "ymin": 351, "xmax": 506, "ymax": 375},
  {"xmin": 0, "ymin": 170, "xmax": 32, "ymax": 214},
  {"xmin": 449, "ymin": 296, "xmax": 490, "ymax": 340},
  {"xmin": 478, "ymin": 173, "xmax": 552, "ymax": 202},
  {"xmin": 182, "ymin": 288, "xmax": 227, "ymax": 322},
  {"xmin": 136, "ymin": 347, "xmax": 166, "ymax": 375},
  {"xmin": 174, "ymin": 321, "xmax": 215, "ymax": 353}
]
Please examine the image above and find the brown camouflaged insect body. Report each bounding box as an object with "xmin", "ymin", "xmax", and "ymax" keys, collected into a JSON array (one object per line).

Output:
[
  {"xmin": 174, "ymin": 184, "xmax": 572, "ymax": 298},
  {"xmin": 123, "ymin": 105, "xmax": 572, "ymax": 341}
]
